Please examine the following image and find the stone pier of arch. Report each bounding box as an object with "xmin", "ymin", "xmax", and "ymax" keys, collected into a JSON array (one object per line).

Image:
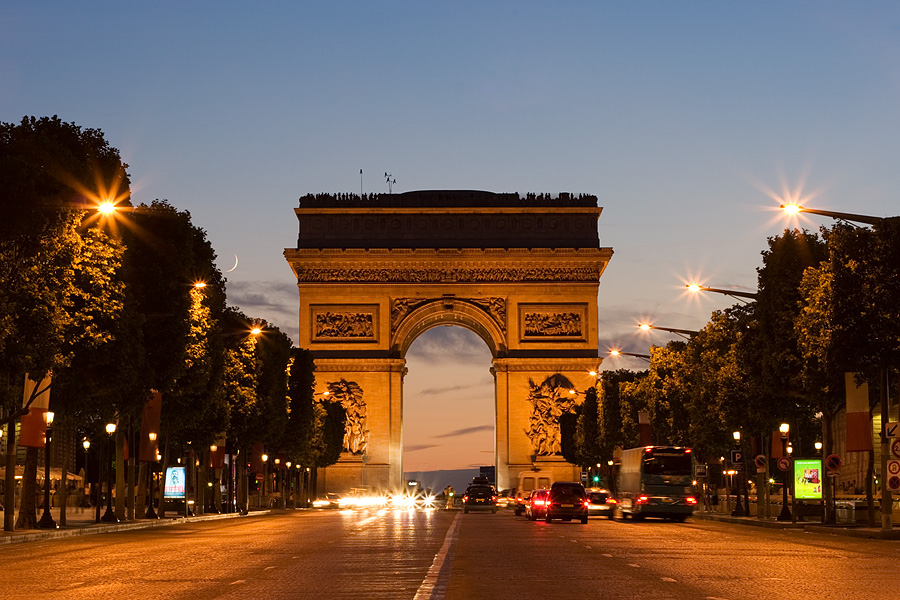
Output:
[{"xmin": 284, "ymin": 190, "xmax": 613, "ymax": 493}]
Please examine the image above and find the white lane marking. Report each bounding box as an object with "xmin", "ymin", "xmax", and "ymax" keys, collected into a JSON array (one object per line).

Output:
[
  {"xmin": 264, "ymin": 566, "xmax": 276, "ymax": 571},
  {"xmin": 413, "ymin": 513, "xmax": 461, "ymax": 600},
  {"xmin": 706, "ymin": 597, "xmax": 730, "ymax": 600},
  {"xmin": 230, "ymin": 580, "xmax": 245, "ymax": 585},
  {"xmin": 602, "ymin": 553, "xmax": 613, "ymax": 557},
  {"xmin": 661, "ymin": 577, "xmax": 677, "ymax": 582},
  {"xmin": 584, "ymin": 545, "xmax": 592, "ymax": 549},
  {"xmin": 627, "ymin": 563, "xmax": 640, "ymax": 567}
]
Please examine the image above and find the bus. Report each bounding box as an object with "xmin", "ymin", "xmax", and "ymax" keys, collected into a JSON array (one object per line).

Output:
[{"xmin": 616, "ymin": 446, "xmax": 697, "ymax": 522}]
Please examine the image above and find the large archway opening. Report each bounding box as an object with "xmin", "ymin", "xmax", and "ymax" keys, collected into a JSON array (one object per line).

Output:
[{"xmin": 402, "ymin": 326, "xmax": 494, "ymax": 493}]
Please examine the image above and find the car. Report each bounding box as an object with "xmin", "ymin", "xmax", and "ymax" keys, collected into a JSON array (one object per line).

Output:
[
  {"xmin": 311, "ymin": 492, "xmax": 342, "ymax": 509},
  {"xmin": 544, "ymin": 481, "xmax": 589, "ymax": 524},
  {"xmin": 525, "ymin": 489, "xmax": 550, "ymax": 521},
  {"xmin": 585, "ymin": 488, "xmax": 616, "ymax": 519},
  {"xmin": 463, "ymin": 484, "xmax": 498, "ymax": 513}
]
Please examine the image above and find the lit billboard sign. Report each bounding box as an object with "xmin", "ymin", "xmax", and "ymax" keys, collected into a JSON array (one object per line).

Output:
[
  {"xmin": 164, "ymin": 466, "xmax": 186, "ymax": 499},
  {"xmin": 794, "ymin": 459, "xmax": 822, "ymax": 500}
]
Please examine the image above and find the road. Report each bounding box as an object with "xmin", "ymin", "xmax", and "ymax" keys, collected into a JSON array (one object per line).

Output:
[{"xmin": 1, "ymin": 508, "xmax": 896, "ymax": 600}]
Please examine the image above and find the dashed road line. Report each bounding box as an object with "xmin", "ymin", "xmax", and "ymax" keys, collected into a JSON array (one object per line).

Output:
[{"xmin": 413, "ymin": 513, "xmax": 461, "ymax": 600}]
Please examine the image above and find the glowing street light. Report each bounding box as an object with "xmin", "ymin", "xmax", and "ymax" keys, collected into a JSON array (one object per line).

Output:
[
  {"xmin": 780, "ymin": 203, "xmax": 882, "ymax": 226},
  {"xmin": 146, "ymin": 432, "xmax": 159, "ymax": 519},
  {"xmin": 686, "ymin": 283, "xmax": 758, "ymax": 302},
  {"xmin": 609, "ymin": 349, "xmax": 651, "ymax": 362},
  {"xmin": 638, "ymin": 323, "xmax": 698, "ymax": 340}
]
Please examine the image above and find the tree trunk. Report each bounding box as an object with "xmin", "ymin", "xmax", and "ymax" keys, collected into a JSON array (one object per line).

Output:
[
  {"xmin": 15, "ymin": 447, "xmax": 39, "ymax": 529},
  {"xmin": 115, "ymin": 426, "xmax": 126, "ymax": 520},
  {"xmin": 136, "ymin": 462, "xmax": 148, "ymax": 517},
  {"xmin": 197, "ymin": 451, "xmax": 207, "ymax": 515},
  {"xmin": 5, "ymin": 419, "xmax": 19, "ymax": 531},
  {"xmin": 59, "ymin": 425, "xmax": 69, "ymax": 527},
  {"xmin": 236, "ymin": 446, "xmax": 247, "ymax": 514},
  {"xmin": 214, "ymin": 467, "xmax": 223, "ymax": 513},
  {"xmin": 126, "ymin": 425, "xmax": 135, "ymax": 521},
  {"xmin": 823, "ymin": 412, "xmax": 835, "ymax": 524},
  {"xmin": 866, "ymin": 449, "xmax": 876, "ymax": 527}
]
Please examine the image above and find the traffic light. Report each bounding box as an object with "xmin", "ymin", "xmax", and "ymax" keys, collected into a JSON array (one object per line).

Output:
[{"xmin": 593, "ymin": 475, "xmax": 599, "ymax": 483}]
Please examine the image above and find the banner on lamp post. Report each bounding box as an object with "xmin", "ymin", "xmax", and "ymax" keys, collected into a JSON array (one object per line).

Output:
[
  {"xmin": 138, "ymin": 390, "xmax": 162, "ymax": 462},
  {"xmin": 845, "ymin": 373, "xmax": 874, "ymax": 452},
  {"xmin": 18, "ymin": 374, "xmax": 51, "ymax": 448}
]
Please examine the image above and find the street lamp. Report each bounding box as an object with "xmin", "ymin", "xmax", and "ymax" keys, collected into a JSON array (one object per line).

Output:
[
  {"xmin": 101, "ymin": 422, "xmax": 118, "ymax": 523},
  {"xmin": 609, "ymin": 349, "xmax": 651, "ymax": 362},
  {"xmin": 146, "ymin": 432, "xmax": 158, "ymax": 519},
  {"xmin": 780, "ymin": 203, "xmax": 883, "ymax": 226},
  {"xmin": 261, "ymin": 453, "xmax": 268, "ymax": 510},
  {"xmin": 686, "ymin": 283, "xmax": 758, "ymax": 303},
  {"xmin": 37, "ymin": 411, "xmax": 57, "ymax": 529},
  {"xmin": 815, "ymin": 441, "xmax": 823, "ymax": 453},
  {"xmin": 637, "ymin": 323, "xmax": 699, "ymax": 340},
  {"xmin": 731, "ymin": 430, "xmax": 744, "ymax": 517},
  {"xmin": 777, "ymin": 423, "xmax": 792, "ymax": 521}
]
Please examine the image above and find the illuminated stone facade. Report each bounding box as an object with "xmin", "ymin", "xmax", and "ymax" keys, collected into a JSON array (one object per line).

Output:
[{"xmin": 284, "ymin": 190, "xmax": 613, "ymax": 492}]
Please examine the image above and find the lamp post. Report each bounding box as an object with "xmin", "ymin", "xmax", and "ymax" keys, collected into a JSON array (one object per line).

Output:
[
  {"xmin": 145, "ymin": 432, "xmax": 158, "ymax": 519},
  {"xmin": 82, "ymin": 439, "xmax": 91, "ymax": 509},
  {"xmin": 260, "ymin": 454, "xmax": 268, "ymax": 510},
  {"xmin": 37, "ymin": 411, "xmax": 57, "ymax": 529},
  {"xmin": 101, "ymin": 422, "xmax": 118, "ymax": 523},
  {"xmin": 731, "ymin": 431, "xmax": 745, "ymax": 517},
  {"xmin": 777, "ymin": 423, "xmax": 792, "ymax": 522}
]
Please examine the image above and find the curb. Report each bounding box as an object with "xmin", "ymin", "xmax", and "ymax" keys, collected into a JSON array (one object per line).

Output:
[
  {"xmin": 691, "ymin": 512, "xmax": 803, "ymax": 529},
  {"xmin": 692, "ymin": 511, "xmax": 900, "ymax": 539},
  {"xmin": 0, "ymin": 510, "xmax": 274, "ymax": 546}
]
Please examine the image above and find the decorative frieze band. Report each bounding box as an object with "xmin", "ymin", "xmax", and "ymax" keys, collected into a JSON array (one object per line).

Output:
[
  {"xmin": 311, "ymin": 305, "xmax": 379, "ymax": 342},
  {"xmin": 295, "ymin": 267, "xmax": 602, "ymax": 284}
]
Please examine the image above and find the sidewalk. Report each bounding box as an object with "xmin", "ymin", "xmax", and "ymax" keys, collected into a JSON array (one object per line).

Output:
[
  {"xmin": 692, "ymin": 510, "xmax": 900, "ymax": 540},
  {"xmin": 0, "ymin": 506, "xmax": 275, "ymax": 545}
]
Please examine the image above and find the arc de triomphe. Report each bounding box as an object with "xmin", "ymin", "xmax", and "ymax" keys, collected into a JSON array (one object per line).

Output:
[{"xmin": 284, "ymin": 190, "xmax": 613, "ymax": 492}]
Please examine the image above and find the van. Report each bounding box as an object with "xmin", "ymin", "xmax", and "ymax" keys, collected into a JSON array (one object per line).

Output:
[{"xmin": 514, "ymin": 470, "xmax": 554, "ymax": 515}]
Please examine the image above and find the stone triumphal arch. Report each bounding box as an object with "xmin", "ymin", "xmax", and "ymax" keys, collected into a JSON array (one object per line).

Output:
[{"xmin": 284, "ymin": 191, "xmax": 613, "ymax": 492}]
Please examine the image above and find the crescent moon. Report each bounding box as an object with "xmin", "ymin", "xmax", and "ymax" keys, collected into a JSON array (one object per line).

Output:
[{"xmin": 226, "ymin": 254, "xmax": 239, "ymax": 273}]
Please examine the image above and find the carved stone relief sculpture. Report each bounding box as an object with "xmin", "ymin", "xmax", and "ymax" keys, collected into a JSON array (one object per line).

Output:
[
  {"xmin": 315, "ymin": 312, "xmax": 374, "ymax": 338},
  {"xmin": 524, "ymin": 373, "xmax": 578, "ymax": 456},
  {"xmin": 326, "ymin": 379, "xmax": 369, "ymax": 455},
  {"xmin": 523, "ymin": 312, "xmax": 583, "ymax": 337}
]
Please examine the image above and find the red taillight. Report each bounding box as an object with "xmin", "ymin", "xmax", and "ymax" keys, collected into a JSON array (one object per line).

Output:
[
  {"xmin": 492, "ymin": 496, "xmax": 498, "ymax": 502},
  {"xmin": 463, "ymin": 495, "xmax": 469, "ymax": 503},
  {"xmin": 583, "ymin": 500, "xmax": 591, "ymax": 508},
  {"xmin": 686, "ymin": 496, "xmax": 697, "ymax": 505},
  {"xmin": 636, "ymin": 495, "xmax": 649, "ymax": 505}
]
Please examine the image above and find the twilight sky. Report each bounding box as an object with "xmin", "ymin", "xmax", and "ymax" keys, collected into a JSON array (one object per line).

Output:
[{"xmin": 3, "ymin": 3, "xmax": 899, "ymax": 472}]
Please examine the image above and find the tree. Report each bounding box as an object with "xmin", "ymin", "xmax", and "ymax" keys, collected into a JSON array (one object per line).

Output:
[
  {"xmin": 575, "ymin": 386, "xmax": 602, "ymax": 468},
  {"xmin": 0, "ymin": 116, "xmax": 130, "ymax": 530}
]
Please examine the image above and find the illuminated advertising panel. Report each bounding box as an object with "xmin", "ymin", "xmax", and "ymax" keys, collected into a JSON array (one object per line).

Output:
[
  {"xmin": 164, "ymin": 466, "xmax": 186, "ymax": 499},
  {"xmin": 794, "ymin": 459, "xmax": 822, "ymax": 500}
]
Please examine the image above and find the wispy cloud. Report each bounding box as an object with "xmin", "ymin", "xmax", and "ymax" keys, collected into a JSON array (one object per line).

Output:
[
  {"xmin": 419, "ymin": 382, "xmax": 491, "ymax": 396},
  {"xmin": 435, "ymin": 425, "xmax": 493, "ymax": 438},
  {"xmin": 406, "ymin": 327, "xmax": 492, "ymax": 366},
  {"xmin": 226, "ymin": 280, "xmax": 299, "ymax": 344},
  {"xmin": 405, "ymin": 444, "xmax": 441, "ymax": 453}
]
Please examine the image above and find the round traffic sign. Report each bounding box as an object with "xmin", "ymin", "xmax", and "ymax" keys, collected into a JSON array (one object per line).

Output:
[
  {"xmin": 892, "ymin": 439, "xmax": 900, "ymax": 459},
  {"xmin": 889, "ymin": 475, "xmax": 900, "ymax": 492},
  {"xmin": 777, "ymin": 457, "xmax": 792, "ymax": 472},
  {"xmin": 754, "ymin": 454, "xmax": 767, "ymax": 469},
  {"xmin": 889, "ymin": 460, "xmax": 900, "ymax": 476},
  {"xmin": 825, "ymin": 454, "xmax": 842, "ymax": 471}
]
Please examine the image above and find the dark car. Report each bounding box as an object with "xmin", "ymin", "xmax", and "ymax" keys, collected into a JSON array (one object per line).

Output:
[
  {"xmin": 544, "ymin": 481, "xmax": 589, "ymax": 523},
  {"xmin": 525, "ymin": 489, "xmax": 550, "ymax": 521},
  {"xmin": 463, "ymin": 484, "xmax": 498, "ymax": 513},
  {"xmin": 586, "ymin": 489, "xmax": 616, "ymax": 519}
]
